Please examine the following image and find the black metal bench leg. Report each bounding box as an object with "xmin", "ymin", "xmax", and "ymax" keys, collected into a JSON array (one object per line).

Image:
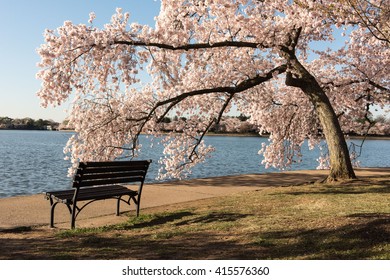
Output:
[
  {"xmin": 131, "ymin": 197, "xmax": 140, "ymax": 217},
  {"xmin": 50, "ymin": 202, "xmax": 59, "ymax": 228},
  {"xmin": 50, "ymin": 201, "xmax": 73, "ymax": 228},
  {"xmin": 71, "ymin": 203, "xmax": 77, "ymax": 229},
  {"xmin": 135, "ymin": 197, "xmax": 140, "ymax": 217},
  {"xmin": 116, "ymin": 196, "xmax": 122, "ymax": 216}
]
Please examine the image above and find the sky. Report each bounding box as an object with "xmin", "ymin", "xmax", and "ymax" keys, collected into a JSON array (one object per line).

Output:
[{"xmin": 0, "ymin": 0, "xmax": 161, "ymax": 122}]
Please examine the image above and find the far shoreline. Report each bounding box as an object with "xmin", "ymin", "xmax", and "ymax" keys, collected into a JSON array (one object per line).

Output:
[{"xmin": 2, "ymin": 128, "xmax": 390, "ymax": 140}]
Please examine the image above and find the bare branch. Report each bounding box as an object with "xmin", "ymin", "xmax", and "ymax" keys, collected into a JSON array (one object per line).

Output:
[
  {"xmin": 322, "ymin": 78, "xmax": 390, "ymax": 93},
  {"xmin": 186, "ymin": 93, "xmax": 236, "ymax": 164}
]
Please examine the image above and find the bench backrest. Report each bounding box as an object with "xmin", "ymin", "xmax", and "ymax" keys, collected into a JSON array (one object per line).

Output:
[{"xmin": 72, "ymin": 160, "xmax": 152, "ymax": 189}]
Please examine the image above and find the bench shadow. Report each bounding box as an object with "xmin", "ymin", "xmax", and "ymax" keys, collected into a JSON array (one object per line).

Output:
[
  {"xmin": 175, "ymin": 212, "xmax": 249, "ymax": 226},
  {"xmin": 119, "ymin": 211, "xmax": 195, "ymax": 229},
  {"xmin": 121, "ymin": 211, "xmax": 249, "ymax": 229}
]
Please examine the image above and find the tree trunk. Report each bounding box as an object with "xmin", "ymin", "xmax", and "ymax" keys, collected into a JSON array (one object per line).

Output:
[
  {"xmin": 285, "ymin": 57, "xmax": 356, "ymax": 181},
  {"xmin": 304, "ymin": 81, "xmax": 357, "ymax": 181}
]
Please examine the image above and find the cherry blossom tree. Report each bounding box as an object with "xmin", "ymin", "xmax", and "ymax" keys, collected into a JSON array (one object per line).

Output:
[{"xmin": 36, "ymin": 0, "xmax": 389, "ymax": 181}]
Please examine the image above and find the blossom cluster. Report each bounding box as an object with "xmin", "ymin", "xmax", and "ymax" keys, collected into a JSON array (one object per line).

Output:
[{"xmin": 36, "ymin": 0, "xmax": 389, "ymax": 178}]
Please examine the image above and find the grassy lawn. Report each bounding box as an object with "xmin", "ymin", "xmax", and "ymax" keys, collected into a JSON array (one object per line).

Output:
[{"xmin": 0, "ymin": 176, "xmax": 389, "ymax": 259}]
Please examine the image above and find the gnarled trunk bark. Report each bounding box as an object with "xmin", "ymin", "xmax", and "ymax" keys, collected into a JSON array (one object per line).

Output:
[
  {"xmin": 300, "ymin": 78, "xmax": 357, "ymax": 181},
  {"xmin": 283, "ymin": 49, "xmax": 356, "ymax": 181}
]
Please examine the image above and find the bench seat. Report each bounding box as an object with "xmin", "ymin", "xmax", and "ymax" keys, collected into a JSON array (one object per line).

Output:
[{"xmin": 46, "ymin": 185, "xmax": 138, "ymax": 204}]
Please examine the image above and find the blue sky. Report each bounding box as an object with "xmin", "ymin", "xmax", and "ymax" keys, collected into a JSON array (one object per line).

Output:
[{"xmin": 0, "ymin": 0, "xmax": 160, "ymax": 122}]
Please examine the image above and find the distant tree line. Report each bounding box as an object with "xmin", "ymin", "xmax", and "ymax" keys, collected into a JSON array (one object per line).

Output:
[
  {"xmin": 5, "ymin": 114, "xmax": 388, "ymax": 135},
  {"xmin": 156, "ymin": 114, "xmax": 259, "ymax": 135},
  {"xmin": 158, "ymin": 114, "xmax": 390, "ymax": 136},
  {"xmin": 0, "ymin": 117, "xmax": 59, "ymax": 130}
]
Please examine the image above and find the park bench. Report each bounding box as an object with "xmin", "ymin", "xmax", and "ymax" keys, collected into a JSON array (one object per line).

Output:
[{"xmin": 45, "ymin": 160, "xmax": 152, "ymax": 229}]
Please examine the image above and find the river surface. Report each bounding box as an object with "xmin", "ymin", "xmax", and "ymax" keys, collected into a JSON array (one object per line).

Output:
[{"xmin": 1, "ymin": 130, "xmax": 389, "ymax": 198}]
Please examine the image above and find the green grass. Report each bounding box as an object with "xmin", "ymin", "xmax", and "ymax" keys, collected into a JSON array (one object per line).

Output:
[{"xmin": 0, "ymin": 177, "xmax": 389, "ymax": 259}]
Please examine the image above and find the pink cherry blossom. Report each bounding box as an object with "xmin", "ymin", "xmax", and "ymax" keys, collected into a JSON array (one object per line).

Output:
[{"xmin": 36, "ymin": 0, "xmax": 389, "ymax": 180}]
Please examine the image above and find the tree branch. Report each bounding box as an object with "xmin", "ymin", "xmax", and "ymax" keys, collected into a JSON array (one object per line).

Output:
[
  {"xmin": 155, "ymin": 64, "xmax": 287, "ymax": 109},
  {"xmin": 322, "ymin": 78, "xmax": 390, "ymax": 93},
  {"xmin": 113, "ymin": 39, "xmax": 267, "ymax": 50},
  {"xmin": 187, "ymin": 93, "xmax": 236, "ymax": 163}
]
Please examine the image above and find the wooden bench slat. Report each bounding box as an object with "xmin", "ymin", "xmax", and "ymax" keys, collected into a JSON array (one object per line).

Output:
[
  {"xmin": 46, "ymin": 190, "xmax": 74, "ymax": 204},
  {"xmin": 79, "ymin": 166, "xmax": 148, "ymax": 174},
  {"xmin": 47, "ymin": 184, "xmax": 136, "ymax": 196},
  {"xmin": 80, "ymin": 160, "xmax": 150, "ymax": 168},
  {"xmin": 47, "ymin": 185, "xmax": 137, "ymax": 203},
  {"xmin": 76, "ymin": 189, "xmax": 137, "ymax": 201},
  {"xmin": 74, "ymin": 176, "xmax": 144, "ymax": 188},
  {"xmin": 76, "ymin": 171, "xmax": 146, "ymax": 181},
  {"xmin": 76, "ymin": 185, "xmax": 135, "ymax": 196}
]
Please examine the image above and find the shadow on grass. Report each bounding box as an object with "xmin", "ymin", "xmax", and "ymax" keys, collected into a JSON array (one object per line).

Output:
[
  {"xmin": 0, "ymin": 226, "xmax": 32, "ymax": 234},
  {"xmin": 175, "ymin": 212, "xmax": 250, "ymax": 226},
  {"xmin": 1, "ymin": 212, "xmax": 388, "ymax": 260},
  {"xmin": 108, "ymin": 211, "xmax": 250, "ymax": 230},
  {"xmin": 122, "ymin": 211, "xmax": 194, "ymax": 229},
  {"xmin": 167, "ymin": 172, "xmax": 328, "ymax": 188},
  {"xmin": 110, "ymin": 211, "xmax": 249, "ymax": 231},
  {"xmin": 253, "ymin": 213, "xmax": 390, "ymax": 259},
  {"xmin": 274, "ymin": 179, "xmax": 390, "ymax": 196},
  {"xmin": 163, "ymin": 169, "xmax": 390, "ymax": 190}
]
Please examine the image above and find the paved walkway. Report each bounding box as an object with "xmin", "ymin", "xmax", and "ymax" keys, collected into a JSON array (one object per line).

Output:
[{"xmin": 0, "ymin": 168, "xmax": 389, "ymax": 230}]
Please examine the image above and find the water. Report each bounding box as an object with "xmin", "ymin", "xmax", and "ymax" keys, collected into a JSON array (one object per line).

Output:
[
  {"xmin": 0, "ymin": 130, "xmax": 72, "ymax": 198},
  {"xmin": 0, "ymin": 130, "xmax": 389, "ymax": 198}
]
